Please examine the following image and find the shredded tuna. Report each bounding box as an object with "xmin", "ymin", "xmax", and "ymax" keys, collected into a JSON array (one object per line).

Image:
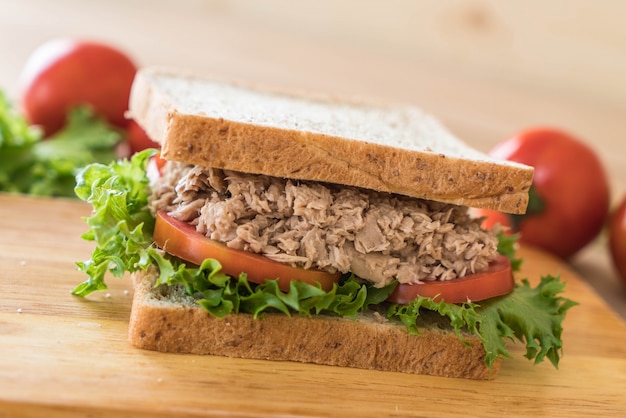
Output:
[{"xmin": 150, "ymin": 162, "xmax": 499, "ymax": 288}]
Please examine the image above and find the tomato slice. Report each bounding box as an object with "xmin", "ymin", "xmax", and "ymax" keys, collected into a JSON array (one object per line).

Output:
[
  {"xmin": 387, "ymin": 255, "xmax": 514, "ymax": 304},
  {"xmin": 153, "ymin": 211, "xmax": 341, "ymax": 292}
]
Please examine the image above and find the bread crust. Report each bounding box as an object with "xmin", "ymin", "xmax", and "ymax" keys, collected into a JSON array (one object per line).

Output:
[
  {"xmin": 129, "ymin": 67, "xmax": 533, "ymax": 214},
  {"xmin": 128, "ymin": 270, "xmax": 501, "ymax": 380}
]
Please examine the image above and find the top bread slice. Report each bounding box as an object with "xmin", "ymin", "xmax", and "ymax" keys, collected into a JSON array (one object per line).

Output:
[{"xmin": 129, "ymin": 67, "xmax": 533, "ymax": 214}]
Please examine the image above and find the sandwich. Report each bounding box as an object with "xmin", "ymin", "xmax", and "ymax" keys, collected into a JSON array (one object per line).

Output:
[{"xmin": 73, "ymin": 67, "xmax": 576, "ymax": 379}]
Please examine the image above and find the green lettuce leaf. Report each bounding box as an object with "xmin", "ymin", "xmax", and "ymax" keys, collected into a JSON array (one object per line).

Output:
[
  {"xmin": 0, "ymin": 91, "xmax": 121, "ymax": 197},
  {"xmin": 387, "ymin": 275, "xmax": 577, "ymax": 368},
  {"xmin": 74, "ymin": 152, "xmax": 577, "ymax": 369},
  {"xmin": 73, "ymin": 149, "xmax": 156, "ymax": 295},
  {"xmin": 0, "ymin": 90, "xmax": 41, "ymax": 193},
  {"xmin": 477, "ymin": 276, "xmax": 578, "ymax": 367}
]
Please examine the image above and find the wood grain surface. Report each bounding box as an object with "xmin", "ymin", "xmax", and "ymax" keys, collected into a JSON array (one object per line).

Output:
[{"xmin": 1, "ymin": 193, "xmax": 625, "ymax": 417}]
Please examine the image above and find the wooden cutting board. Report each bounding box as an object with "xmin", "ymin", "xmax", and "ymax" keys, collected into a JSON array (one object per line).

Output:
[{"xmin": 1, "ymin": 193, "xmax": 625, "ymax": 417}]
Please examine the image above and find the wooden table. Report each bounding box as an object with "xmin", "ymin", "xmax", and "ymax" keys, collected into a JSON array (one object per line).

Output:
[{"xmin": 1, "ymin": 194, "xmax": 625, "ymax": 417}]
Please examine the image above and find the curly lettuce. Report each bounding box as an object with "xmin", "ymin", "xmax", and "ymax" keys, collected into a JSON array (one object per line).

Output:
[
  {"xmin": 73, "ymin": 149, "xmax": 156, "ymax": 295},
  {"xmin": 73, "ymin": 152, "xmax": 577, "ymax": 369},
  {"xmin": 388, "ymin": 277, "xmax": 576, "ymax": 368}
]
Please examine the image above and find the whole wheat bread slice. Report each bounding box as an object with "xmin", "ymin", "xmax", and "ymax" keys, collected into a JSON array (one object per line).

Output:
[
  {"xmin": 129, "ymin": 67, "xmax": 533, "ymax": 214},
  {"xmin": 128, "ymin": 270, "xmax": 500, "ymax": 380}
]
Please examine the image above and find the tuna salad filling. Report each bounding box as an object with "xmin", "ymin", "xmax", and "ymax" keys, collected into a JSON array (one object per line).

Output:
[{"xmin": 150, "ymin": 162, "xmax": 499, "ymax": 288}]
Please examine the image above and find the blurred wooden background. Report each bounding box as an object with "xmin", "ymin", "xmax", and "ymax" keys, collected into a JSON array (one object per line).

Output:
[{"xmin": 1, "ymin": 0, "xmax": 625, "ymax": 316}]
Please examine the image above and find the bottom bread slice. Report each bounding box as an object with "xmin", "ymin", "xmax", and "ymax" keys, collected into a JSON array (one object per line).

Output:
[{"xmin": 128, "ymin": 271, "xmax": 501, "ymax": 379}]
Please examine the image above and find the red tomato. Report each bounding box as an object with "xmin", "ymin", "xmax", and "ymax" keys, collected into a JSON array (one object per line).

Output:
[
  {"xmin": 476, "ymin": 128, "xmax": 610, "ymax": 259},
  {"xmin": 153, "ymin": 211, "xmax": 341, "ymax": 292},
  {"xmin": 127, "ymin": 120, "xmax": 160, "ymax": 154},
  {"xmin": 609, "ymin": 195, "xmax": 626, "ymax": 286},
  {"xmin": 147, "ymin": 153, "xmax": 167, "ymax": 184},
  {"xmin": 20, "ymin": 39, "xmax": 137, "ymax": 136},
  {"xmin": 153, "ymin": 153, "xmax": 167, "ymax": 173},
  {"xmin": 387, "ymin": 256, "xmax": 514, "ymax": 304}
]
